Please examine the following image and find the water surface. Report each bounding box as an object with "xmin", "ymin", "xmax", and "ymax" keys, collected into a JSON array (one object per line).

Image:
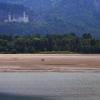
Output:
[{"xmin": 0, "ymin": 72, "xmax": 100, "ymax": 100}]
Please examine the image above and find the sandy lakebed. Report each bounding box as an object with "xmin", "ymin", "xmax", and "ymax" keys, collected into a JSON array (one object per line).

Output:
[{"xmin": 0, "ymin": 54, "xmax": 100, "ymax": 72}]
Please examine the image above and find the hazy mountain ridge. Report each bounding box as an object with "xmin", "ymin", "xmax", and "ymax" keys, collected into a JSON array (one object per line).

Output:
[{"xmin": 0, "ymin": 0, "xmax": 100, "ymax": 37}]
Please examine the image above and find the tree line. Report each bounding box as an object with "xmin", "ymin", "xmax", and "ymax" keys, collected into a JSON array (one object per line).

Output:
[{"xmin": 0, "ymin": 33, "xmax": 99, "ymax": 53}]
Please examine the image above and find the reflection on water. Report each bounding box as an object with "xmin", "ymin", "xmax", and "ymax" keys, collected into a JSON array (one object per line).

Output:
[
  {"xmin": 0, "ymin": 94, "xmax": 44, "ymax": 100},
  {"xmin": 0, "ymin": 93, "xmax": 47, "ymax": 100},
  {"xmin": 0, "ymin": 93, "xmax": 66, "ymax": 100},
  {"xmin": 0, "ymin": 93, "xmax": 99, "ymax": 100}
]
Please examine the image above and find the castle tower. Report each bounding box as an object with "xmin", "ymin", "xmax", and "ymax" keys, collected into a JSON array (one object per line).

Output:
[
  {"xmin": 8, "ymin": 14, "xmax": 12, "ymax": 22},
  {"xmin": 23, "ymin": 11, "xmax": 29, "ymax": 23}
]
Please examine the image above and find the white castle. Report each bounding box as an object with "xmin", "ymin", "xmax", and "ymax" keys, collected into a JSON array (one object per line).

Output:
[{"xmin": 4, "ymin": 12, "xmax": 29, "ymax": 23}]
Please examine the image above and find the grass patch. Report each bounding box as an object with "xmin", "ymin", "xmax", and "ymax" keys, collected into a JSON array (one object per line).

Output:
[{"xmin": 36, "ymin": 51, "xmax": 75, "ymax": 54}]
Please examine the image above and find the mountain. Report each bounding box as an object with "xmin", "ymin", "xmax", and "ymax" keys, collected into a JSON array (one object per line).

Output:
[
  {"xmin": 45, "ymin": 0, "xmax": 100, "ymax": 37},
  {"xmin": 0, "ymin": 0, "xmax": 100, "ymax": 37}
]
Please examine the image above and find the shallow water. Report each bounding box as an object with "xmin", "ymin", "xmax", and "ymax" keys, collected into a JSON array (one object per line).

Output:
[{"xmin": 0, "ymin": 72, "xmax": 100, "ymax": 100}]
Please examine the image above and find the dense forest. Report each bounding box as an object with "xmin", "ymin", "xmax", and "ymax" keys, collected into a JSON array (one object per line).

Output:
[{"xmin": 0, "ymin": 33, "xmax": 99, "ymax": 54}]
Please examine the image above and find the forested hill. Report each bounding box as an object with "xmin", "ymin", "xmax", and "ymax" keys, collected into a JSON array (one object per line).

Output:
[
  {"xmin": 0, "ymin": 3, "xmax": 35, "ymax": 34},
  {"xmin": 0, "ymin": 1, "xmax": 99, "ymax": 37},
  {"xmin": 0, "ymin": 33, "xmax": 99, "ymax": 54},
  {"xmin": 0, "ymin": 3, "xmax": 27, "ymax": 13}
]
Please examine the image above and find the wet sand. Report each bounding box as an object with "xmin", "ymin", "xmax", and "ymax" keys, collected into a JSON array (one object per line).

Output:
[{"xmin": 0, "ymin": 54, "xmax": 100, "ymax": 72}]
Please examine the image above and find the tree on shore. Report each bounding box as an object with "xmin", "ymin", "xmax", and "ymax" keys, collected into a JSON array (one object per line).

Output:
[{"xmin": 0, "ymin": 33, "xmax": 99, "ymax": 53}]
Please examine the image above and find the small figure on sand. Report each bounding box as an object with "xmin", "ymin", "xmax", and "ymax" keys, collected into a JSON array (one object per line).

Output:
[{"xmin": 41, "ymin": 58, "xmax": 45, "ymax": 62}]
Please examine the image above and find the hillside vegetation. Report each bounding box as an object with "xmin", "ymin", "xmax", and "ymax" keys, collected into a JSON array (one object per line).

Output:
[{"xmin": 0, "ymin": 1, "xmax": 99, "ymax": 37}]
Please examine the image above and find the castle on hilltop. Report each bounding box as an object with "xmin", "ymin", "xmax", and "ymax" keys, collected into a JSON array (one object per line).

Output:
[{"xmin": 4, "ymin": 12, "xmax": 29, "ymax": 23}]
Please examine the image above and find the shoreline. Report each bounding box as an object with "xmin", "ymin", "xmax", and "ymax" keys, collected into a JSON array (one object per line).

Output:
[{"xmin": 0, "ymin": 54, "xmax": 99, "ymax": 72}]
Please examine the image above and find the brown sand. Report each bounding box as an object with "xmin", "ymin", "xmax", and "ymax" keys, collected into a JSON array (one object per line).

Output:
[{"xmin": 0, "ymin": 54, "xmax": 100, "ymax": 72}]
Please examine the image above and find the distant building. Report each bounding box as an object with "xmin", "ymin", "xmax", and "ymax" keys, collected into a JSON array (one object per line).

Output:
[{"xmin": 4, "ymin": 11, "xmax": 29, "ymax": 23}]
